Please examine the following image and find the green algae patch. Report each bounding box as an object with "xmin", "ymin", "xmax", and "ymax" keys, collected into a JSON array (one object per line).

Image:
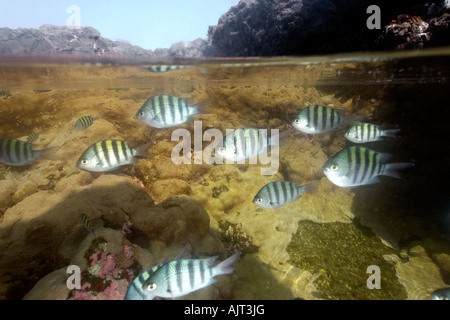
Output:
[{"xmin": 287, "ymin": 220, "xmax": 407, "ymax": 300}]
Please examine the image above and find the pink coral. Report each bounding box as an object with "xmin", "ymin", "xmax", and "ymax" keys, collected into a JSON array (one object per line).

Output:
[
  {"xmin": 121, "ymin": 220, "xmax": 133, "ymax": 238},
  {"xmin": 69, "ymin": 280, "xmax": 130, "ymax": 300},
  {"xmin": 123, "ymin": 244, "xmax": 134, "ymax": 259},
  {"xmin": 67, "ymin": 221, "xmax": 138, "ymax": 300}
]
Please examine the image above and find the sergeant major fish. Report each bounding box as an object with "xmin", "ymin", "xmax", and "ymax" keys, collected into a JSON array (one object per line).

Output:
[
  {"xmin": 253, "ymin": 180, "xmax": 318, "ymax": 209},
  {"xmin": 74, "ymin": 115, "xmax": 98, "ymax": 131},
  {"xmin": 76, "ymin": 139, "xmax": 150, "ymax": 172},
  {"xmin": 144, "ymin": 65, "xmax": 188, "ymax": 72},
  {"xmin": 345, "ymin": 123, "xmax": 401, "ymax": 143},
  {"xmin": 79, "ymin": 213, "xmax": 96, "ymax": 238},
  {"xmin": 0, "ymin": 137, "xmax": 55, "ymax": 166},
  {"xmin": 323, "ymin": 146, "xmax": 414, "ymax": 188},
  {"xmin": 292, "ymin": 105, "xmax": 367, "ymax": 134},
  {"xmin": 125, "ymin": 251, "xmax": 241, "ymax": 300},
  {"xmin": 215, "ymin": 127, "xmax": 284, "ymax": 163},
  {"xmin": 136, "ymin": 94, "xmax": 203, "ymax": 128},
  {"xmin": 26, "ymin": 132, "xmax": 39, "ymax": 143}
]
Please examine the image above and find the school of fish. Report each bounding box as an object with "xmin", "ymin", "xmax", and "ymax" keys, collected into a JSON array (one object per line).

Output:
[{"xmin": 0, "ymin": 65, "xmax": 416, "ymax": 300}]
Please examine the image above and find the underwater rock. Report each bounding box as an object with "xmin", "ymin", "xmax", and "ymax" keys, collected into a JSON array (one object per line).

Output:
[
  {"xmin": 131, "ymin": 196, "xmax": 210, "ymax": 246},
  {"xmin": 150, "ymin": 179, "xmax": 192, "ymax": 203},
  {"xmin": 383, "ymin": 243, "xmax": 448, "ymax": 300},
  {"xmin": 23, "ymin": 267, "xmax": 72, "ymax": 300}
]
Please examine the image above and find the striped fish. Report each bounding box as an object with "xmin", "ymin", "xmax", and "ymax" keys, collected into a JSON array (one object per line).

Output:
[
  {"xmin": 26, "ymin": 132, "xmax": 39, "ymax": 143},
  {"xmin": 136, "ymin": 94, "xmax": 201, "ymax": 128},
  {"xmin": 322, "ymin": 146, "xmax": 414, "ymax": 188},
  {"xmin": 76, "ymin": 139, "xmax": 150, "ymax": 172},
  {"xmin": 215, "ymin": 128, "xmax": 277, "ymax": 163},
  {"xmin": 253, "ymin": 180, "xmax": 318, "ymax": 209},
  {"xmin": 74, "ymin": 115, "xmax": 97, "ymax": 131},
  {"xmin": 125, "ymin": 251, "xmax": 241, "ymax": 300},
  {"xmin": 0, "ymin": 137, "xmax": 55, "ymax": 166},
  {"xmin": 79, "ymin": 213, "xmax": 96, "ymax": 238},
  {"xmin": 345, "ymin": 123, "xmax": 401, "ymax": 143},
  {"xmin": 292, "ymin": 105, "xmax": 367, "ymax": 134},
  {"xmin": 145, "ymin": 65, "xmax": 187, "ymax": 72}
]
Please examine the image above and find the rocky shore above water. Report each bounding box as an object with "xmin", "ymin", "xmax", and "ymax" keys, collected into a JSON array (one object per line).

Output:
[{"xmin": 1, "ymin": 1, "xmax": 449, "ymax": 59}]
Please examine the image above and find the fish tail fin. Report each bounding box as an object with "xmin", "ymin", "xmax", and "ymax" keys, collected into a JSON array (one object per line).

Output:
[
  {"xmin": 134, "ymin": 141, "xmax": 152, "ymax": 158},
  {"xmin": 213, "ymin": 252, "xmax": 242, "ymax": 276},
  {"xmin": 298, "ymin": 180, "xmax": 319, "ymax": 194},
  {"xmin": 383, "ymin": 162, "xmax": 415, "ymax": 179},
  {"xmin": 191, "ymin": 100, "xmax": 211, "ymax": 115},
  {"xmin": 35, "ymin": 146, "xmax": 58, "ymax": 161},
  {"xmin": 270, "ymin": 128, "xmax": 295, "ymax": 147},
  {"xmin": 381, "ymin": 128, "xmax": 401, "ymax": 138}
]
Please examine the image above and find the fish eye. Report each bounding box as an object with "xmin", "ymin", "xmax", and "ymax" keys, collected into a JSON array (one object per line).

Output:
[
  {"xmin": 80, "ymin": 159, "xmax": 88, "ymax": 165},
  {"xmin": 218, "ymin": 147, "xmax": 225, "ymax": 152},
  {"xmin": 294, "ymin": 119, "xmax": 300, "ymax": 124},
  {"xmin": 331, "ymin": 164, "xmax": 339, "ymax": 171},
  {"xmin": 256, "ymin": 198, "xmax": 263, "ymax": 203},
  {"xmin": 139, "ymin": 111, "xmax": 144, "ymax": 117},
  {"xmin": 147, "ymin": 283, "xmax": 157, "ymax": 291}
]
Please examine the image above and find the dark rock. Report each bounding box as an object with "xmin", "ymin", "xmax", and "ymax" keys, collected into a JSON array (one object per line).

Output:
[
  {"xmin": 376, "ymin": 15, "xmax": 432, "ymax": 50},
  {"xmin": 205, "ymin": 0, "xmax": 450, "ymax": 57}
]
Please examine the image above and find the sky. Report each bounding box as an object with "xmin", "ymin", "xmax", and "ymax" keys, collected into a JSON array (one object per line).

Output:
[{"xmin": 0, "ymin": 0, "xmax": 240, "ymax": 50}]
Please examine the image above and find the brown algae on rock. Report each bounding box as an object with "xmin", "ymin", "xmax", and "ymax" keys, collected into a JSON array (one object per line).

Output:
[{"xmin": 287, "ymin": 220, "xmax": 407, "ymax": 300}]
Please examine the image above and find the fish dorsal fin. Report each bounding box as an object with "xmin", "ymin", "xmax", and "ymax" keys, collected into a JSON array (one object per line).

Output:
[{"xmin": 173, "ymin": 244, "xmax": 189, "ymax": 260}]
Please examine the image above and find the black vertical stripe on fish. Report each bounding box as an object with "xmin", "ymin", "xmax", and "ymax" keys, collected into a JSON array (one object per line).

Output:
[
  {"xmin": 165, "ymin": 95, "xmax": 173, "ymax": 126},
  {"xmin": 101, "ymin": 140, "xmax": 112, "ymax": 168},
  {"xmin": 329, "ymin": 107, "xmax": 335, "ymax": 130},
  {"xmin": 188, "ymin": 260, "xmax": 196, "ymax": 291},
  {"xmin": 350, "ymin": 147, "xmax": 357, "ymax": 185},
  {"xmin": 120, "ymin": 141, "xmax": 128, "ymax": 161},
  {"xmin": 280, "ymin": 181, "xmax": 288, "ymax": 205},
  {"xmin": 111, "ymin": 140, "xmax": 121, "ymax": 166},
  {"xmin": 271, "ymin": 181, "xmax": 280, "ymax": 205},
  {"xmin": 93, "ymin": 141, "xmax": 103, "ymax": 166},
  {"xmin": 175, "ymin": 260, "xmax": 183, "ymax": 294},
  {"xmin": 165, "ymin": 95, "xmax": 172, "ymax": 126},
  {"xmin": 313, "ymin": 105, "xmax": 320, "ymax": 131},
  {"xmin": 13, "ymin": 138, "xmax": 21, "ymax": 164},
  {"xmin": 165, "ymin": 262, "xmax": 173, "ymax": 294},
  {"xmin": 360, "ymin": 147, "xmax": 371, "ymax": 184},
  {"xmin": 368, "ymin": 148, "xmax": 378, "ymax": 179}
]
